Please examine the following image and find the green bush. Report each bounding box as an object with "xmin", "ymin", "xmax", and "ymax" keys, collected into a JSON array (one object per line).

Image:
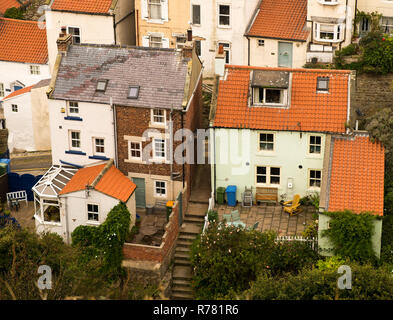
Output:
[
  {"xmin": 207, "ymin": 210, "xmax": 218, "ymax": 223},
  {"xmin": 4, "ymin": 7, "xmax": 24, "ymax": 20},
  {"xmin": 381, "ymin": 215, "xmax": 393, "ymax": 264},
  {"xmin": 242, "ymin": 263, "xmax": 393, "ymax": 300},
  {"xmin": 322, "ymin": 210, "xmax": 377, "ymax": 263},
  {"xmin": 190, "ymin": 224, "xmax": 319, "ymax": 299},
  {"xmin": 72, "ymin": 202, "xmax": 131, "ymax": 278}
]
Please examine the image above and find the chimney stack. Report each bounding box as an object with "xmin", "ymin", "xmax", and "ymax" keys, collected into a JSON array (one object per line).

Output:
[
  {"xmin": 56, "ymin": 26, "xmax": 72, "ymax": 55},
  {"xmin": 215, "ymin": 44, "xmax": 226, "ymax": 77},
  {"xmin": 182, "ymin": 28, "xmax": 194, "ymax": 58}
]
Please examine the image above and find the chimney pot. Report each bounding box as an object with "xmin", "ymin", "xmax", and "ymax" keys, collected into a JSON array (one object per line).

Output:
[{"xmin": 187, "ymin": 28, "xmax": 192, "ymax": 41}]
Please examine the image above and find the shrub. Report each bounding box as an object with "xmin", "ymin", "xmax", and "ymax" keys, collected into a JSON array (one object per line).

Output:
[
  {"xmin": 381, "ymin": 215, "xmax": 393, "ymax": 264},
  {"xmin": 72, "ymin": 202, "xmax": 131, "ymax": 278},
  {"xmin": 4, "ymin": 7, "xmax": 24, "ymax": 20},
  {"xmin": 207, "ymin": 210, "xmax": 218, "ymax": 223},
  {"xmin": 316, "ymin": 256, "xmax": 346, "ymax": 272},
  {"xmin": 242, "ymin": 263, "xmax": 393, "ymax": 300},
  {"xmin": 190, "ymin": 224, "xmax": 319, "ymax": 299},
  {"xmin": 322, "ymin": 210, "xmax": 377, "ymax": 263},
  {"xmin": 302, "ymin": 220, "xmax": 318, "ymax": 239}
]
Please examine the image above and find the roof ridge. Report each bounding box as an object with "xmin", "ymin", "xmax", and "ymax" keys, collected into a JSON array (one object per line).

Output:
[
  {"xmin": 225, "ymin": 64, "xmax": 352, "ymax": 74},
  {"xmin": 90, "ymin": 159, "xmax": 114, "ymax": 188},
  {"xmin": 0, "ymin": 17, "xmax": 42, "ymax": 24}
]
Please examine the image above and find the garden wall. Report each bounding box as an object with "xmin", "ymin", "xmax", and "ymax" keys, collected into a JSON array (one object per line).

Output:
[
  {"xmin": 122, "ymin": 185, "xmax": 188, "ymax": 277},
  {"xmin": 351, "ymin": 72, "xmax": 393, "ymax": 125}
]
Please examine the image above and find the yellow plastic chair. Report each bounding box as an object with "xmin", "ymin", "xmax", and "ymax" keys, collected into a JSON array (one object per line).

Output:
[{"xmin": 283, "ymin": 194, "xmax": 301, "ymax": 216}]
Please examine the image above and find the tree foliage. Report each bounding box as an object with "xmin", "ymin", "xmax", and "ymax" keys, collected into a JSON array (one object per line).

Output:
[{"xmin": 4, "ymin": 7, "xmax": 24, "ymax": 20}]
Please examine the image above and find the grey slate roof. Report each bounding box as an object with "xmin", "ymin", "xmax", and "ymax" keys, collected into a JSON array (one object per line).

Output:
[{"xmin": 51, "ymin": 45, "xmax": 191, "ymax": 110}]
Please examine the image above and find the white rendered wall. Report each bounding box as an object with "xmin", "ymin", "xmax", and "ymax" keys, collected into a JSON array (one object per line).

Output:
[
  {"xmin": 49, "ymin": 99, "xmax": 116, "ymax": 166},
  {"xmin": 357, "ymin": 0, "xmax": 393, "ymax": 17},
  {"xmin": 0, "ymin": 60, "xmax": 50, "ymax": 98},
  {"xmin": 45, "ymin": 10, "xmax": 115, "ymax": 72},
  {"xmin": 3, "ymin": 92, "xmax": 35, "ymax": 152}
]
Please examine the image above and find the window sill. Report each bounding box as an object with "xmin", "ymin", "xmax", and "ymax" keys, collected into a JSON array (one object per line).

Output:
[
  {"xmin": 255, "ymin": 184, "xmax": 280, "ymax": 189},
  {"xmin": 86, "ymin": 221, "xmax": 100, "ymax": 226},
  {"xmin": 64, "ymin": 116, "xmax": 82, "ymax": 121},
  {"xmin": 146, "ymin": 18, "xmax": 166, "ymax": 24},
  {"xmin": 256, "ymin": 151, "xmax": 276, "ymax": 157},
  {"xmin": 149, "ymin": 122, "xmax": 167, "ymax": 129},
  {"xmin": 149, "ymin": 158, "xmax": 171, "ymax": 164},
  {"xmin": 125, "ymin": 158, "xmax": 146, "ymax": 164},
  {"xmin": 35, "ymin": 215, "xmax": 62, "ymax": 227},
  {"xmin": 89, "ymin": 155, "xmax": 109, "ymax": 160},
  {"xmin": 65, "ymin": 150, "xmax": 86, "ymax": 156},
  {"xmin": 218, "ymin": 25, "xmax": 231, "ymax": 29},
  {"xmin": 305, "ymin": 154, "xmax": 323, "ymax": 160}
]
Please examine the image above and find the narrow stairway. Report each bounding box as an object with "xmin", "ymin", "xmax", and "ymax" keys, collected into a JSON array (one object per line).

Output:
[{"xmin": 171, "ymin": 202, "xmax": 208, "ymax": 300}]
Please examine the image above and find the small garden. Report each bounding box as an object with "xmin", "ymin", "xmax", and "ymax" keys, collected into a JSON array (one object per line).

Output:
[{"xmin": 190, "ymin": 206, "xmax": 393, "ymax": 300}]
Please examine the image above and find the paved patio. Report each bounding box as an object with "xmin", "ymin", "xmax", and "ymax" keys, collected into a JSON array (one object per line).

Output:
[
  {"xmin": 215, "ymin": 202, "xmax": 317, "ymax": 236},
  {"xmin": 7, "ymin": 201, "xmax": 35, "ymax": 231}
]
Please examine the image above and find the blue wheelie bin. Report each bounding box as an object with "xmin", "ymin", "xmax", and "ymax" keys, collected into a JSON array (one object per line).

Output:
[{"xmin": 225, "ymin": 185, "xmax": 237, "ymax": 207}]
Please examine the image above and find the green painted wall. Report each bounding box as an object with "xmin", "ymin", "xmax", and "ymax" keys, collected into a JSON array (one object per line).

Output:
[
  {"xmin": 318, "ymin": 213, "xmax": 383, "ymax": 259},
  {"xmin": 210, "ymin": 128, "xmax": 326, "ymax": 202}
]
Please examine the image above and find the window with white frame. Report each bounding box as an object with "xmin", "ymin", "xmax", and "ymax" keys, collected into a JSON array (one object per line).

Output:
[
  {"xmin": 153, "ymin": 138, "xmax": 166, "ymax": 159},
  {"xmin": 256, "ymin": 166, "xmax": 280, "ymax": 185},
  {"xmin": 259, "ymin": 133, "xmax": 274, "ymax": 151},
  {"xmin": 218, "ymin": 42, "xmax": 230, "ymax": 64},
  {"xmin": 381, "ymin": 16, "xmax": 393, "ymax": 34},
  {"xmin": 94, "ymin": 138, "xmax": 105, "ymax": 154},
  {"xmin": 218, "ymin": 5, "xmax": 230, "ymax": 27},
  {"xmin": 87, "ymin": 204, "xmax": 99, "ymax": 222},
  {"xmin": 253, "ymin": 87, "xmax": 287, "ymax": 106},
  {"xmin": 314, "ymin": 23, "xmax": 343, "ymax": 42},
  {"xmin": 11, "ymin": 104, "xmax": 18, "ymax": 112},
  {"xmin": 148, "ymin": 0, "xmax": 162, "ymax": 19},
  {"xmin": 129, "ymin": 141, "xmax": 142, "ymax": 159},
  {"xmin": 152, "ymin": 109, "xmax": 166, "ymax": 124},
  {"xmin": 309, "ymin": 170, "xmax": 322, "ymax": 188},
  {"xmin": 0, "ymin": 83, "xmax": 4, "ymax": 97},
  {"xmin": 176, "ymin": 35, "xmax": 187, "ymax": 49},
  {"xmin": 150, "ymin": 35, "xmax": 163, "ymax": 48},
  {"xmin": 192, "ymin": 4, "xmax": 201, "ymax": 25},
  {"xmin": 154, "ymin": 180, "xmax": 167, "ymax": 197},
  {"xmin": 69, "ymin": 131, "xmax": 81, "ymax": 149},
  {"xmin": 30, "ymin": 65, "xmax": 40, "ymax": 75},
  {"xmin": 68, "ymin": 101, "xmax": 79, "ymax": 114},
  {"xmin": 309, "ymin": 136, "xmax": 322, "ymax": 154},
  {"xmin": 67, "ymin": 26, "xmax": 81, "ymax": 44}
]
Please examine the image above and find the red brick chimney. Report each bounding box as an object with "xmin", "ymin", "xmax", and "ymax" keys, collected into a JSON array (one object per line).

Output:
[{"xmin": 56, "ymin": 26, "xmax": 72, "ymax": 55}]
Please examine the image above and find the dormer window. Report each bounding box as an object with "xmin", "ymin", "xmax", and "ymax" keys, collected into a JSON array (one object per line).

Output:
[
  {"xmin": 317, "ymin": 77, "xmax": 329, "ymax": 92},
  {"xmin": 253, "ymin": 87, "xmax": 287, "ymax": 106},
  {"xmin": 251, "ymin": 70, "xmax": 290, "ymax": 107},
  {"xmin": 128, "ymin": 86, "xmax": 140, "ymax": 99},
  {"xmin": 96, "ymin": 80, "xmax": 108, "ymax": 92}
]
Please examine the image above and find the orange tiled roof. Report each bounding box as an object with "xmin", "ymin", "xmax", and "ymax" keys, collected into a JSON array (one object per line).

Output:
[
  {"xmin": 214, "ymin": 65, "xmax": 350, "ymax": 133},
  {"xmin": 0, "ymin": 0, "xmax": 21, "ymax": 14},
  {"xmin": 0, "ymin": 18, "xmax": 48, "ymax": 64},
  {"xmin": 327, "ymin": 135, "xmax": 385, "ymax": 216},
  {"xmin": 51, "ymin": 0, "xmax": 113, "ymax": 14},
  {"xmin": 246, "ymin": 0, "xmax": 309, "ymax": 41},
  {"xmin": 2, "ymin": 85, "xmax": 33, "ymax": 100},
  {"xmin": 59, "ymin": 163, "xmax": 136, "ymax": 202}
]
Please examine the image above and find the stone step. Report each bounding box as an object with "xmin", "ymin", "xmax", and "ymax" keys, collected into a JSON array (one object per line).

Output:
[
  {"xmin": 172, "ymin": 279, "xmax": 191, "ymax": 289},
  {"xmin": 173, "ymin": 266, "xmax": 192, "ymax": 281},
  {"xmin": 174, "ymin": 259, "xmax": 191, "ymax": 267},
  {"xmin": 172, "ymin": 285, "xmax": 193, "ymax": 295},
  {"xmin": 171, "ymin": 292, "xmax": 194, "ymax": 300},
  {"xmin": 175, "ymin": 251, "xmax": 191, "ymax": 261},
  {"xmin": 176, "ymin": 239, "xmax": 193, "ymax": 248},
  {"xmin": 176, "ymin": 246, "xmax": 190, "ymax": 254},
  {"xmin": 184, "ymin": 216, "xmax": 205, "ymax": 224},
  {"xmin": 180, "ymin": 223, "xmax": 202, "ymax": 235},
  {"xmin": 178, "ymin": 234, "xmax": 197, "ymax": 243}
]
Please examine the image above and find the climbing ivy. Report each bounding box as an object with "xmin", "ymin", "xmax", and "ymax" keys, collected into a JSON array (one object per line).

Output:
[
  {"xmin": 322, "ymin": 210, "xmax": 379, "ymax": 263},
  {"xmin": 72, "ymin": 202, "xmax": 131, "ymax": 278}
]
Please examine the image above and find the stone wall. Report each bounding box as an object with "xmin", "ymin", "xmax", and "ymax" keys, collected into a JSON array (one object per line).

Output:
[
  {"xmin": 0, "ymin": 129, "xmax": 8, "ymax": 155},
  {"xmin": 350, "ymin": 72, "xmax": 393, "ymax": 127}
]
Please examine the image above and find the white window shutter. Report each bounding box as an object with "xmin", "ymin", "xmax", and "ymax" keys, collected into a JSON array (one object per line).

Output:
[
  {"xmin": 162, "ymin": 37, "xmax": 170, "ymax": 48},
  {"xmin": 141, "ymin": 0, "xmax": 148, "ymax": 20},
  {"xmin": 142, "ymin": 35, "xmax": 150, "ymax": 47},
  {"xmin": 161, "ymin": 0, "xmax": 168, "ymax": 22}
]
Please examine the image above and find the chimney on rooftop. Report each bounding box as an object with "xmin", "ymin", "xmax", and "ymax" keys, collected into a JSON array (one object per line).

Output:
[
  {"xmin": 182, "ymin": 27, "xmax": 194, "ymax": 59},
  {"xmin": 215, "ymin": 44, "xmax": 226, "ymax": 77},
  {"xmin": 56, "ymin": 26, "xmax": 72, "ymax": 55}
]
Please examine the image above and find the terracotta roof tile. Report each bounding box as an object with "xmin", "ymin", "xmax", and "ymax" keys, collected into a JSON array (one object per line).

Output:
[
  {"xmin": 327, "ymin": 135, "xmax": 385, "ymax": 216},
  {"xmin": 0, "ymin": 17, "xmax": 48, "ymax": 64},
  {"xmin": 0, "ymin": 0, "xmax": 22, "ymax": 14},
  {"xmin": 246, "ymin": 0, "xmax": 309, "ymax": 41},
  {"xmin": 51, "ymin": 0, "xmax": 112, "ymax": 14},
  {"xmin": 214, "ymin": 65, "xmax": 350, "ymax": 133},
  {"xmin": 2, "ymin": 85, "xmax": 34, "ymax": 100},
  {"xmin": 59, "ymin": 163, "xmax": 136, "ymax": 202}
]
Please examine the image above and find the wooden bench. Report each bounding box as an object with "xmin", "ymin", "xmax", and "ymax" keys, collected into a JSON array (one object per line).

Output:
[
  {"xmin": 6, "ymin": 191, "xmax": 28, "ymax": 208},
  {"xmin": 255, "ymin": 187, "xmax": 278, "ymax": 204}
]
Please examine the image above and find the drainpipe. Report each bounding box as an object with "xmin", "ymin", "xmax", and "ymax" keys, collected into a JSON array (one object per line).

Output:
[
  {"xmin": 181, "ymin": 111, "xmax": 185, "ymax": 189},
  {"xmin": 136, "ymin": 10, "xmax": 140, "ymax": 46},
  {"xmin": 110, "ymin": 97, "xmax": 118, "ymax": 167},
  {"xmin": 213, "ymin": 127, "xmax": 217, "ymax": 200},
  {"xmin": 62, "ymin": 197, "xmax": 70, "ymax": 244},
  {"xmin": 113, "ymin": 14, "xmax": 117, "ymax": 44},
  {"xmin": 247, "ymin": 36, "xmax": 250, "ymax": 66}
]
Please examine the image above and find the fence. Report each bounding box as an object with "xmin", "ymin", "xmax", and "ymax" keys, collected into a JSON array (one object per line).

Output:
[
  {"xmin": 275, "ymin": 236, "xmax": 318, "ymax": 251},
  {"xmin": 7, "ymin": 172, "xmax": 43, "ymax": 201},
  {"xmin": 202, "ymin": 191, "xmax": 215, "ymax": 234}
]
